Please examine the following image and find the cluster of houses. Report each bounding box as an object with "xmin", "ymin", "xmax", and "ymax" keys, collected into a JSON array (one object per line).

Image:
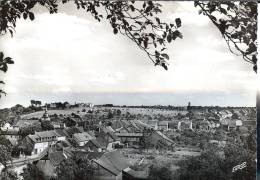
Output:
[
  {"xmin": 0, "ymin": 105, "xmax": 256, "ymax": 180},
  {"xmin": 0, "ymin": 108, "xmax": 177, "ymax": 180}
]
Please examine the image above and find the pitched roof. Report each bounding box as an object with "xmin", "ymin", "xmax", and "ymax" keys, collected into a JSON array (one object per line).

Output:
[
  {"xmin": 95, "ymin": 136, "xmax": 109, "ymax": 148},
  {"xmin": 85, "ymin": 139, "xmax": 103, "ymax": 149},
  {"xmin": 94, "ymin": 150, "xmax": 129, "ymax": 176},
  {"xmin": 28, "ymin": 130, "xmax": 58, "ymax": 143},
  {"xmin": 54, "ymin": 129, "xmax": 66, "ymax": 137},
  {"xmin": 228, "ymin": 120, "xmax": 236, "ymax": 128},
  {"xmin": 49, "ymin": 151, "xmax": 66, "ymax": 166},
  {"xmin": 73, "ymin": 150, "xmax": 104, "ymax": 161},
  {"xmin": 115, "ymin": 133, "xmax": 143, "ymax": 137},
  {"xmin": 158, "ymin": 121, "xmax": 169, "ymax": 126},
  {"xmin": 73, "ymin": 132, "xmax": 94, "ymax": 142},
  {"xmin": 156, "ymin": 131, "xmax": 174, "ymax": 144},
  {"xmin": 63, "ymin": 127, "xmax": 82, "ymax": 137}
]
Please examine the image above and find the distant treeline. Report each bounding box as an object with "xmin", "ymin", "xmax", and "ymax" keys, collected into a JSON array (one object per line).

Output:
[{"xmin": 95, "ymin": 104, "xmax": 256, "ymax": 110}]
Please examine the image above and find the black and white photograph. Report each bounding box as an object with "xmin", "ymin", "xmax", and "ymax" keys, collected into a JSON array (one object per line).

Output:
[{"xmin": 0, "ymin": 1, "xmax": 258, "ymax": 180}]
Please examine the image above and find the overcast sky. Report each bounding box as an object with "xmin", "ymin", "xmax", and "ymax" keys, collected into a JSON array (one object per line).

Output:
[{"xmin": 0, "ymin": 2, "xmax": 258, "ymax": 108}]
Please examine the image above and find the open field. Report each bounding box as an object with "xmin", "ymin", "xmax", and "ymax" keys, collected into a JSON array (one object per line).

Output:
[
  {"xmin": 120, "ymin": 147, "xmax": 201, "ymax": 171},
  {"xmin": 20, "ymin": 108, "xmax": 92, "ymax": 119},
  {"xmin": 21, "ymin": 106, "xmax": 188, "ymax": 119}
]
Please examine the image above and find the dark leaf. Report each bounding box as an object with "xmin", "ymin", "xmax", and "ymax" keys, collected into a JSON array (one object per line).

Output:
[
  {"xmin": 1, "ymin": 64, "xmax": 8, "ymax": 73},
  {"xmin": 161, "ymin": 48, "xmax": 166, "ymax": 51},
  {"xmin": 144, "ymin": 40, "xmax": 148, "ymax": 49},
  {"xmin": 29, "ymin": 12, "xmax": 35, "ymax": 20},
  {"xmin": 8, "ymin": 29, "xmax": 13, "ymax": 37},
  {"xmin": 0, "ymin": 52, "xmax": 3, "ymax": 60},
  {"xmin": 175, "ymin": 18, "xmax": 181, "ymax": 28},
  {"xmin": 107, "ymin": 14, "xmax": 112, "ymax": 19},
  {"xmin": 161, "ymin": 53, "xmax": 169, "ymax": 60},
  {"xmin": 135, "ymin": 21, "xmax": 142, "ymax": 25},
  {"xmin": 129, "ymin": 5, "xmax": 135, "ymax": 12},
  {"xmin": 155, "ymin": 17, "xmax": 160, "ymax": 24},
  {"xmin": 23, "ymin": 13, "xmax": 28, "ymax": 20},
  {"xmin": 245, "ymin": 43, "xmax": 257, "ymax": 55},
  {"xmin": 167, "ymin": 34, "xmax": 172, "ymax": 43},
  {"xmin": 0, "ymin": 81, "xmax": 5, "ymax": 84},
  {"xmin": 5, "ymin": 57, "xmax": 14, "ymax": 64},
  {"xmin": 155, "ymin": 59, "xmax": 160, "ymax": 66},
  {"xmin": 210, "ymin": 15, "xmax": 217, "ymax": 22},
  {"xmin": 143, "ymin": 2, "xmax": 146, "ymax": 9},
  {"xmin": 252, "ymin": 55, "xmax": 257, "ymax": 64},
  {"xmin": 113, "ymin": 28, "xmax": 118, "ymax": 34},
  {"xmin": 253, "ymin": 65, "xmax": 257, "ymax": 73},
  {"xmin": 162, "ymin": 63, "xmax": 168, "ymax": 70},
  {"xmin": 149, "ymin": 33, "xmax": 155, "ymax": 40},
  {"xmin": 220, "ymin": 8, "xmax": 227, "ymax": 14}
]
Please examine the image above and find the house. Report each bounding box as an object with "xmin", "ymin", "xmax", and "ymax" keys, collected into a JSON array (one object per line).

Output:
[
  {"xmin": 168, "ymin": 120, "xmax": 179, "ymax": 130},
  {"xmin": 236, "ymin": 120, "xmax": 243, "ymax": 127},
  {"xmin": 157, "ymin": 121, "xmax": 169, "ymax": 131},
  {"xmin": 51, "ymin": 121, "xmax": 66, "ymax": 129},
  {"xmin": 227, "ymin": 120, "xmax": 236, "ymax": 131},
  {"xmin": 115, "ymin": 133, "xmax": 143, "ymax": 146},
  {"xmin": 177, "ymin": 121, "xmax": 193, "ymax": 131},
  {"xmin": 91, "ymin": 150, "xmax": 130, "ymax": 180},
  {"xmin": 73, "ymin": 132, "xmax": 94, "ymax": 147},
  {"xmin": 132, "ymin": 120, "xmax": 151, "ymax": 131},
  {"xmin": 54, "ymin": 129, "xmax": 67, "ymax": 141},
  {"xmin": 146, "ymin": 130, "xmax": 174, "ymax": 148},
  {"xmin": 146, "ymin": 120, "xmax": 158, "ymax": 130},
  {"xmin": 112, "ymin": 120, "xmax": 140, "ymax": 134},
  {"xmin": 36, "ymin": 150, "xmax": 67, "ymax": 178},
  {"xmin": 209, "ymin": 140, "xmax": 227, "ymax": 148},
  {"xmin": 95, "ymin": 128, "xmax": 121, "ymax": 151},
  {"xmin": 63, "ymin": 127, "xmax": 84, "ymax": 138},
  {"xmin": 196, "ymin": 120, "xmax": 211, "ymax": 132},
  {"xmin": 1, "ymin": 122, "xmax": 19, "ymax": 131},
  {"xmin": 23, "ymin": 130, "xmax": 66, "ymax": 155},
  {"xmin": 83, "ymin": 139, "xmax": 104, "ymax": 152}
]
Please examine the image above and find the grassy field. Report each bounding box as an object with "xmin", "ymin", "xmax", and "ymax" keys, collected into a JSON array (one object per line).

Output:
[
  {"xmin": 20, "ymin": 107, "xmax": 92, "ymax": 119},
  {"xmin": 120, "ymin": 147, "xmax": 201, "ymax": 171},
  {"xmin": 21, "ymin": 106, "xmax": 188, "ymax": 119}
]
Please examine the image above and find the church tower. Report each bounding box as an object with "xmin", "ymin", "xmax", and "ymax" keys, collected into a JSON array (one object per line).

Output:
[{"xmin": 41, "ymin": 104, "xmax": 50, "ymax": 121}]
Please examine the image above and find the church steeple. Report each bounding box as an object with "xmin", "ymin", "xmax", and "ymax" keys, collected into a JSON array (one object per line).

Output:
[{"xmin": 42, "ymin": 104, "xmax": 50, "ymax": 121}]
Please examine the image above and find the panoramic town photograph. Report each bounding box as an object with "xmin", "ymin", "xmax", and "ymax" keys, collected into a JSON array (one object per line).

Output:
[{"xmin": 0, "ymin": 1, "xmax": 258, "ymax": 180}]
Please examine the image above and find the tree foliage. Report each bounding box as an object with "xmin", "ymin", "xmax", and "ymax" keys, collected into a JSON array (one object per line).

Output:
[
  {"xmin": 41, "ymin": 120, "xmax": 54, "ymax": 131},
  {"xmin": 176, "ymin": 143, "xmax": 256, "ymax": 180},
  {"xmin": 0, "ymin": 169, "xmax": 18, "ymax": 180},
  {"xmin": 195, "ymin": 1, "xmax": 257, "ymax": 72},
  {"xmin": 0, "ymin": 145, "xmax": 11, "ymax": 168},
  {"xmin": 0, "ymin": 52, "xmax": 14, "ymax": 97},
  {"xmin": 0, "ymin": 136, "xmax": 12, "ymax": 168},
  {"xmin": 149, "ymin": 166, "xmax": 173, "ymax": 180},
  {"xmin": 56, "ymin": 157, "xmax": 94, "ymax": 180},
  {"xmin": 22, "ymin": 163, "xmax": 46, "ymax": 180}
]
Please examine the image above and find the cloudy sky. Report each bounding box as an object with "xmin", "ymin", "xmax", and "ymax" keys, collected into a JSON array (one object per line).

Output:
[{"xmin": 0, "ymin": 2, "xmax": 258, "ymax": 108}]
